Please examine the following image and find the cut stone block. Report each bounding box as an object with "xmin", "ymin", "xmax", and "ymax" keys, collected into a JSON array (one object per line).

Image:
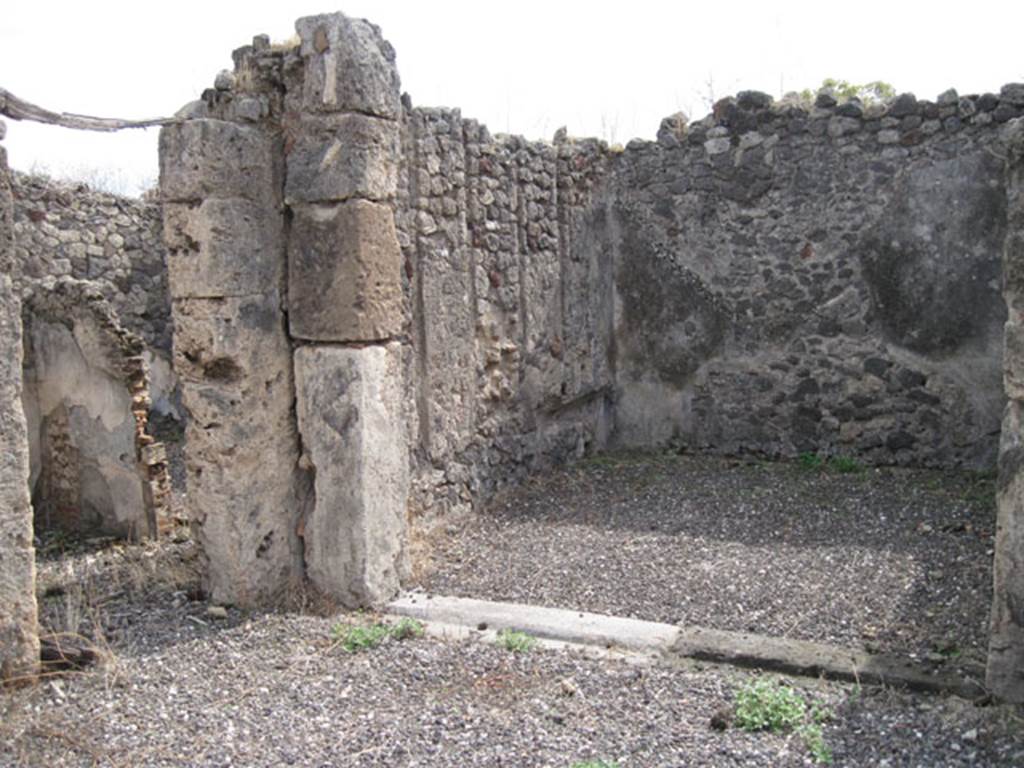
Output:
[
  {"xmin": 159, "ymin": 119, "xmax": 281, "ymax": 205},
  {"xmin": 295, "ymin": 12, "xmax": 401, "ymax": 119},
  {"xmin": 173, "ymin": 295, "xmax": 307, "ymax": 606},
  {"xmin": 289, "ymin": 200, "xmax": 404, "ymax": 342},
  {"xmin": 295, "ymin": 343, "xmax": 409, "ymax": 606},
  {"xmin": 163, "ymin": 199, "xmax": 284, "ymax": 299},
  {"xmin": 0, "ymin": 275, "xmax": 38, "ymax": 683},
  {"xmin": 284, "ymin": 114, "xmax": 398, "ymax": 204}
]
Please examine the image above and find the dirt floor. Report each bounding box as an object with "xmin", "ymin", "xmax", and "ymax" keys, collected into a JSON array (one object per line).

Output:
[{"xmin": 2, "ymin": 453, "xmax": 1022, "ymax": 767}]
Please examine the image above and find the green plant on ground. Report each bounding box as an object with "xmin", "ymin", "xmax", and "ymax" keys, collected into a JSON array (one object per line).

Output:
[
  {"xmin": 734, "ymin": 678, "xmax": 807, "ymax": 732},
  {"xmin": 963, "ymin": 472, "xmax": 997, "ymax": 508},
  {"xmin": 331, "ymin": 623, "xmax": 391, "ymax": 653},
  {"xmin": 829, "ymin": 456, "xmax": 863, "ymax": 474},
  {"xmin": 798, "ymin": 723, "xmax": 833, "ymax": 764},
  {"xmin": 798, "ymin": 452, "xmax": 825, "ymax": 471},
  {"xmin": 931, "ymin": 639, "xmax": 962, "ymax": 660},
  {"xmin": 810, "ymin": 702, "xmax": 834, "ymax": 724},
  {"xmin": 390, "ymin": 617, "xmax": 425, "ymax": 640},
  {"xmin": 330, "ymin": 618, "xmax": 426, "ymax": 652},
  {"xmin": 733, "ymin": 678, "xmax": 833, "ymax": 764},
  {"xmin": 497, "ymin": 628, "xmax": 537, "ymax": 654},
  {"xmin": 798, "ymin": 453, "xmax": 864, "ymax": 474}
]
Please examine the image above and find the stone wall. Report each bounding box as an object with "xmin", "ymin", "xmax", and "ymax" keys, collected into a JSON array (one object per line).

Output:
[
  {"xmin": 10, "ymin": 173, "xmax": 169, "ymax": 353},
  {"xmin": 396, "ymin": 112, "xmax": 615, "ymax": 522},
  {"xmin": 0, "ymin": 123, "xmax": 39, "ymax": 683},
  {"xmin": 162, "ymin": 16, "xmax": 615, "ymax": 606},
  {"xmin": 990, "ymin": 118, "xmax": 1024, "ymax": 703},
  {"xmin": 158, "ymin": 11, "xmax": 1024, "ymax": 700},
  {"xmin": 10, "ymin": 173, "xmax": 178, "ymax": 420},
  {"xmin": 611, "ymin": 88, "xmax": 1023, "ymax": 468}
]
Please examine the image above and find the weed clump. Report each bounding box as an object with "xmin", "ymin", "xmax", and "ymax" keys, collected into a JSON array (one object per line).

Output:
[
  {"xmin": 330, "ymin": 617, "xmax": 425, "ymax": 653},
  {"xmin": 734, "ymin": 677, "xmax": 807, "ymax": 731},
  {"xmin": 497, "ymin": 628, "xmax": 537, "ymax": 654},
  {"xmin": 732, "ymin": 677, "xmax": 833, "ymax": 764},
  {"xmin": 798, "ymin": 452, "xmax": 825, "ymax": 471},
  {"xmin": 797, "ymin": 452, "xmax": 863, "ymax": 474}
]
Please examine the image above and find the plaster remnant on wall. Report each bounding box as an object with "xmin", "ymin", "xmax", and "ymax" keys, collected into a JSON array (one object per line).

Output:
[{"xmin": 21, "ymin": 278, "xmax": 170, "ymax": 540}]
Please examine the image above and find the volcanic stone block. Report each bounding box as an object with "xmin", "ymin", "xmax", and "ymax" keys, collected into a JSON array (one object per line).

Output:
[
  {"xmin": 284, "ymin": 114, "xmax": 398, "ymax": 204},
  {"xmin": 173, "ymin": 295, "xmax": 306, "ymax": 606},
  {"xmin": 295, "ymin": 343, "xmax": 409, "ymax": 606},
  {"xmin": 295, "ymin": 12, "xmax": 401, "ymax": 119},
  {"xmin": 0, "ymin": 275, "xmax": 38, "ymax": 683},
  {"xmin": 163, "ymin": 199, "xmax": 284, "ymax": 299},
  {"xmin": 288, "ymin": 200, "xmax": 404, "ymax": 342},
  {"xmin": 159, "ymin": 119, "xmax": 281, "ymax": 205}
]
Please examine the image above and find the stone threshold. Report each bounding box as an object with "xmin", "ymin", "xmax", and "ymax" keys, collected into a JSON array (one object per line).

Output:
[{"xmin": 387, "ymin": 593, "xmax": 987, "ymax": 700}]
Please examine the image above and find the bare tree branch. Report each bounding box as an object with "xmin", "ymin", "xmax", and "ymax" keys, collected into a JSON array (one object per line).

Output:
[{"xmin": 0, "ymin": 87, "xmax": 179, "ymax": 132}]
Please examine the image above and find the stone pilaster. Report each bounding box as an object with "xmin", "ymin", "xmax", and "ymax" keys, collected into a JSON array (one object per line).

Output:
[
  {"xmin": 0, "ymin": 129, "xmax": 39, "ymax": 683},
  {"xmin": 160, "ymin": 119, "xmax": 306, "ymax": 607},
  {"xmin": 989, "ymin": 118, "xmax": 1024, "ymax": 702},
  {"xmin": 288, "ymin": 13, "xmax": 409, "ymax": 606}
]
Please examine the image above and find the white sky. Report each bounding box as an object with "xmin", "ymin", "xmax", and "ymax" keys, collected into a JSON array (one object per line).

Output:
[{"xmin": 2, "ymin": 0, "xmax": 1023, "ymax": 196}]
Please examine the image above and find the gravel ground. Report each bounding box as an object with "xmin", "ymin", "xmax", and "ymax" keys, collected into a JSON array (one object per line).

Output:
[
  {"xmin": 2, "ymin": 547, "xmax": 1021, "ymax": 768},
  {"xmin": 3, "ymin": 455, "xmax": 1019, "ymax": 767},
  {"xmin": 419, "ymin": 454, "xmax": 997, "ymax": 664}
]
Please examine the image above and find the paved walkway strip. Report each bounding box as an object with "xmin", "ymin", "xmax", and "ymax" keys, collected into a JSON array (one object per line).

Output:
[{"xmin": 388, "ymin": 593, "xmax": 987, "ymax": 699}]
